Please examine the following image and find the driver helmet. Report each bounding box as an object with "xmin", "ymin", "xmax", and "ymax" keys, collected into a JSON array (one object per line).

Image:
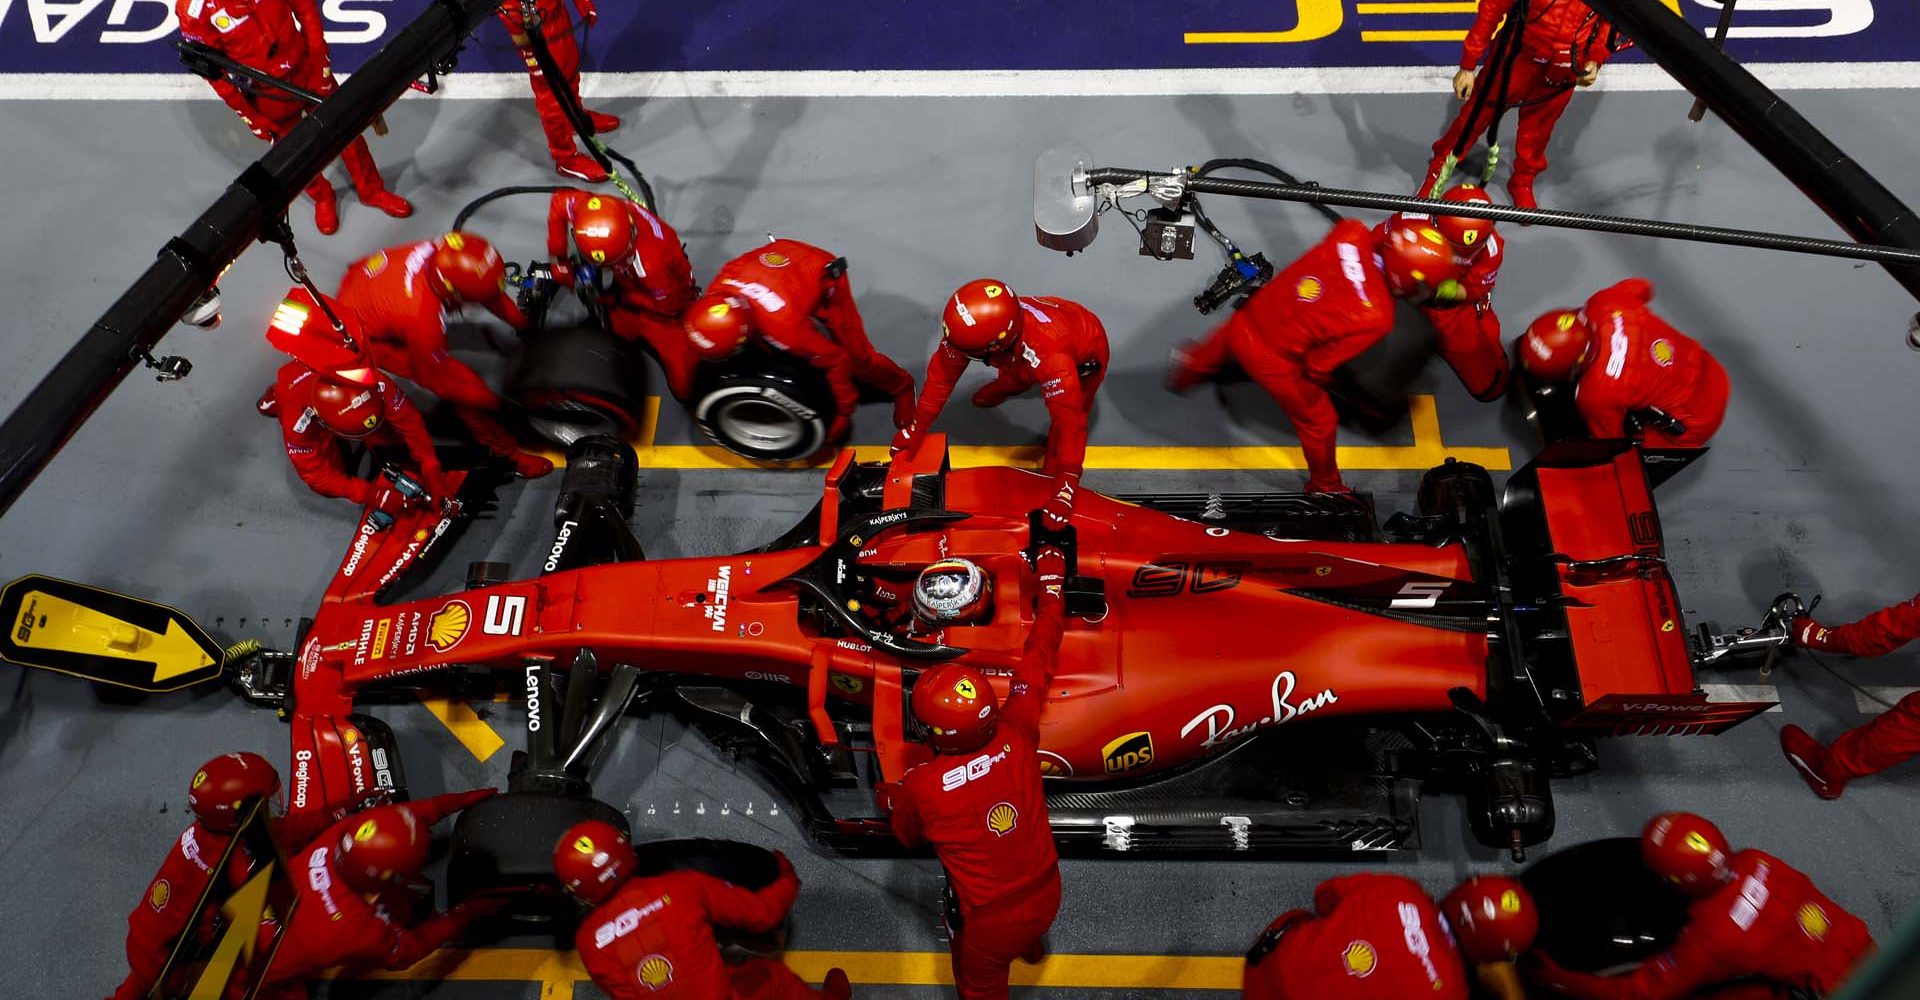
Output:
[
  {"xmin": 940, "ymin": 279, "xmax": 1023, "ymax": 359},
  {"xmin": 1520, "ymin": 309, "xmax": 1594, "ymax": 383},
  {"xmin": 685, "ymin": 293, "xmax": 753, "ymax": 362},
  {"xmin": 553, "ymin": 819, "xmax": 637, "ymax": 906},
  {"xmin": 1440, "ymin": 875, "xmax": 1539, "ymax": 964},
  {"xmin": 428, "ymin": 232, "xmax": 508, "ymax": 305},
  {"xmin": 307, "ymin": 375, "xmax": 387, "ymax": 440},
  {"xmin": 913, "ymin": 558, "xmax": 993, "ymax": 625},
  {"xmin": 188, "ymin": 752, "xmax": 281, "ymax": 833},
  {"xmin": 1434, "ymin": 183, "xmax": 1496, "ymax": 251},
  {"xmin": 911, "ymin": 663, "xmax": 999, "ymax": 753},
  {"xmin": 1642, "ymin": 811, "xmax": 1732, "ymax": 897},
  {"xmin": 334, "ymin": 804, "xmax": 431, "ymax": 893}
]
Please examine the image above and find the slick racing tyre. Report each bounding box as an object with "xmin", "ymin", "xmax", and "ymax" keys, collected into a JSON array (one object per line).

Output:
[
  {"xmin": 1522, "ymin": 837, "xmax": 1688, "ymax": 972},
  {"xmin": 448, "ymin": 790, "xmax": 627, "ymax": 932},
  {"xmin": 509, "ymin": 325, "xmax": 650, "ymax": 447},
  {"xmin": 690, "ymin": 350, "xmax": 836, "ymax": 463}
]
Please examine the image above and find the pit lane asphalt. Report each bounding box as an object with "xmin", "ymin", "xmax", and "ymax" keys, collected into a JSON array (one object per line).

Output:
[{"xmin": 1, "ymin": 88, "xmax": 1918, "ymax": 999}]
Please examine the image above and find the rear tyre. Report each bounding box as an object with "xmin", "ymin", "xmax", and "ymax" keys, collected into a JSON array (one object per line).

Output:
[
  {"xmin": 691, "ymin": 351, "xmax": 836, "ymax": 463},
  {"xmin": 447, "ymin": 791, "xmax": 626, "ymax": 932},
  {"xmin": 510, "ymin": 325, "xmax": 650, "ymax": 447},
  {"xmin": 1522, "ymin": 837, "xmax": 1688, "ymax": 971}
]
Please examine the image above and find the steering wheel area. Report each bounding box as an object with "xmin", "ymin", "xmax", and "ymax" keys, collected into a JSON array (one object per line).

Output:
[{"xmin": 774, "ymin": 507, "xmax": 972, "ymax": 661}]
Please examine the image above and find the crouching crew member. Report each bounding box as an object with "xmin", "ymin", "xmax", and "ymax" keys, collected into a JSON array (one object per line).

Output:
[{"xmin": 1781, "ymin": 590, "xmax": 1920, "ymax": 799}]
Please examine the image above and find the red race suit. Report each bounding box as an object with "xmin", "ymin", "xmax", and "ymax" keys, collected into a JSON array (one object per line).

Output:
[
  {"xmin": 885, "ymin": 572, "xmax": 1067, "ymax": 1000},
  {"xmin": 1169, "ymin": 219, "xmax": 1395, "ymax": 493},
  {"xmin": 1537, "ymin": 851, "xmax": 1872, "ymax": 1000},
  {"xmin": 496, "ymin": 0, "xmax": 613, "ymax": 172},
  {"xmin": 707, "ymin": 240, "xmax": 916, "ymax": 437},
  {"xmin": 906, "ymin": 295, "xmax": 1107, "ymax": 480},
  {"xmin": 108, "ymin": 822, "xmax": 261, "ymax": 1000},
  {"xmin": 274, "ymin": 361, "xmax": 446, "ymax": 505},
  {"xmin": 576, "ymin": 854, "xmax": 831, "ymax": 1000},
  {"xmin": 1796, "ymin": 593, "xmax": 1920, "ymax": 781},
  {"xmin": 1571, "ymin": 279, "xmax": 1729, "ymax": 446},
  {"xmin": 1425, "ymin": 0, "xmax": 1629, "ymax": 196},
  {"xmin": 1243, "ymin": 874, "xmax": 1467, "ymax": 1000},
  {"xmin": 244, "ymin": 790, "xmax": 497, "ymax": 999},
  {"xmin": 547, "ymin": 189, "xmax": 701, "ymax": 398},
  {"xmin": 1375, "ymin": 213, "xmax": 1509, "ymax": 401},
  {"xmin": 175, "ymin": 0, "xmax": 400, "ymax": 208},
  {"xmin": 336, "ymin": 242, "xmax": 546, "ymax": 468}
]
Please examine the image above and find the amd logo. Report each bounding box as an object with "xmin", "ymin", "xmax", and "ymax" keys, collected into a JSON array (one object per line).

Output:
[{"xmin": 0, "ymin": 0, "xmax": 390, "ymax": 46}]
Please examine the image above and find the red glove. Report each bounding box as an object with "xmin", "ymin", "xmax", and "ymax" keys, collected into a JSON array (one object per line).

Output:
[
  {"xmin": 1041, "ymin": 473, "xmax": 1078, "ymax": 531},
  {"xmin": 549, "ymin": 259, "xmax": 576, "ymax": 287},
  {"xmin": 1034, "ymin": 545, "xmax": 1067, "ymax": 597},
  {"xmin": 889, "ymin": 424, "xmax": 916, "ymax": 456},
  {"xmin": 512, "ymin": 453, "xmax": 555, "ymax": 479},
  {"xmin": 1794, "ymin": 616, "xmax": 1838, "ymax": 651}
]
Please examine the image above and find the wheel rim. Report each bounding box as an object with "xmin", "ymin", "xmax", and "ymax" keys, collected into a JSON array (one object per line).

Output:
[{"xmin": 716, "ymin": 398, "xmax": 807, "ymax": 453}]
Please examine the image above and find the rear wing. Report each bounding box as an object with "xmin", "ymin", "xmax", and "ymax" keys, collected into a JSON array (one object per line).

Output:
[{"xmin": 1499, "ymin": 441, "xmax": 1770, "ymax": 732}]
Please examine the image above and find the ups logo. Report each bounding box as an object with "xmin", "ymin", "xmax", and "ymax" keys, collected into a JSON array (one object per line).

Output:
[{"xmin": 1102, "ymin": 731, "xmax": 1154, "ymax": 775}]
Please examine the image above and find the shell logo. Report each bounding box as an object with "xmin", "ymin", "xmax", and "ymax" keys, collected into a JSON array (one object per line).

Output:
[
  {"xmin": 427, "ymin": 600, "xmax": 472, "ymax": 652},
  {"xmin": 211, "ymin": 12, "xmax": 233, "ymax": 29},
  {"xmin": 637, "ymin": 954, "xmax": 674, "ymax": 989},
  {"xmin": 1296, "ymin": 277, "xmax": 1324, "ymax": 302},
  {"xmin": 149, "ymin": 879, "xmax": 171, "ymax": 911},
  {"xmin": 1342, "ymin": 940, "xmax": 1378, "ymax": 978},
  {"xmin": 987, "ymin": 802, "xmax": 1018, "ymax": 836},
  {"xmin": 759, "ymin": 251, "xmax": 791, "ymax": 268},
  {"xmin": 1798, "ymin": 903, "xmax": 1831, "ymax": 941},
  {"xmin": 1650, "ymin": 338, "xmax": 1676, "ymax": 367},
  {"xmin": 574, "ymin": 836, "xmax": 596, "ymax": 854},
  {"xmin": 954, "ymin": 678, "xmax": 978, "ymax": 700}
]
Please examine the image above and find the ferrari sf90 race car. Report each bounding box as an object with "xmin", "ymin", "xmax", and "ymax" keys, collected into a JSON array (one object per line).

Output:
[{"xmin": 162, "ymin": 428, "xmax": 1784, "ymax": 879}]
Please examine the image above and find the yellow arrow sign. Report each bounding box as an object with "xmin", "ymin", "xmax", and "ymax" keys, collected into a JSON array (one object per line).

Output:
[
  {"xmin": 189, "ymin": 862, "xmax": 276, "ymax": 1000},
  {"xmin": 17, "ymin": 591, "xmax": 216, "ymax": 680},
  {"xmin": 0, "ymin": 575, "xmax": 225, "ymax": 691}
]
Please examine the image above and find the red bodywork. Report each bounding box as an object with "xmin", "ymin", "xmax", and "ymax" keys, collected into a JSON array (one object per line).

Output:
[{"xmin": 281, "ymin": 438, "xmax": 1765, "ymax": 836}]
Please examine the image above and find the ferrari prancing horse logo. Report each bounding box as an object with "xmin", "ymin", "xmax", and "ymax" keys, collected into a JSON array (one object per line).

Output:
[{"xmin": 954, "ymin": 678, "xmax": 977, "ymax": 700}]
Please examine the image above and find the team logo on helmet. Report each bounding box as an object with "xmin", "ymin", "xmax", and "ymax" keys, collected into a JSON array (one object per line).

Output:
[
  {"xmin": 1342, "ymin": 940, "xmax": 1378, "ymax": 978},
  {"xmin": 1460, "ymin": 230, "xmax": 1480, "ymax": 245},
  {"xmin": 354, "ymin": 819, "xmax": 380, "ymax": 843},
  {"xmin": 759, "ymin": 251, "xmax": 791, "ymax": 268},
  {"xmin": 586, "ymin": 196, "xmax": 605, "ymax": 210},
  {"xmin": 149, "ymin": 879, "xmax": 171, "ymax": 911},
  {"xmin": 362, "ymin": 251, "xmax": 389, "ymax": 278},
  {"xmin": 1798, "ymin": 903, "xmax": 1830, "ymax": 941},
  {"xmin": 1684, "ymin": 831, "xmax": 1714, "ymax": 853},
  {"xmin": 954, "ymin": 678, "xmax": 978, "ymax": 700},
  {"xmin": 637, "ymin": 955, "xmax": 674, "ymax": 989},
  {"xmin": 193, "ymin": 770, "xmax": 209, "ymax": 789},
  {"xmin": 1500, "ymin": 889, "xmax": 1522, "ymax": 914},
  {"xmin": 426, "ymin": 600, "xmax": 472, "ymax": 652},
  {"xmin": 1650, "ymin": 339, "xmax": 1676, "ymax": 367},
  {"xmin": 987, "ymin": 802, "xmax": 1018, "ymax": 836},
  {"xmin": 983, "ymin": 284, "xmax": 1005, "ymax": 298},
  {"xmin": 1557, "ymin": 313, "xmax": 1578, "ymax": 331},
  {"xmin": 443, "ymin": 233, "xmax": 466, "ymax": 251},
  {"xmin": 1296, "ymin": 277, "xmax": 1323, "ymax": 302},
  {"xmin": 574, "ymin": 836, "xmax": 597, "ymax": 854}
]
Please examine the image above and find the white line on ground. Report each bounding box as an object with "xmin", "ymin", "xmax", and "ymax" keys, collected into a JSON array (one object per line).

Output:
[
  {"xmin": 3, "ymin": 62, "xmax": 1918, "ymax": 101},
  {"xmin": 1701, "ymin": 683, "xmax": 1784, "ymax": 711},
  {"xmin": 1855, "ymin": 687, "xmax": 1920, "ymax": 715}
]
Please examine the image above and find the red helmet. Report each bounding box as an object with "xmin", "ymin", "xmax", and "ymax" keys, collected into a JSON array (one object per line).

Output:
[
  {"xmin": 553, "ymin": 819, "xmax": 637, "ymax": 905},
  {"xmin": 429, "ymin": 232, "xmax": 508, "ymax": 304},
  {"xmin": 266, "ymin": 287, "xmax": 376, "ymax": 383},
  {"xmin": 941, "ymin": 279, "xmax": 1023, "ymax": 358},
  {"xmin": 1520, "ymin": 309, "xmax": 1595, "ymax": 382},
  {"xmin": 569, "ymin": 196, "xmax": 637, "ymax": 265},
  {"xmin": 1379, "ymin": 222, "xmax": 1461, "ymax": 301},
  {"xmin": 335, "ymin": 804, "xmax": 430, "ymax": 892},
  {"xmin": 912, "ymin": 663, "xmax": 999, "ymax": 753},
  {"xmin": 1642, "ymin": 812, "xmax": 1732, "ymax": 896},
  {"xmin": 188, "ymin": 752, "xmax": 281, "ymax": 833},
  {"xmin": 1435, "ymin": 183, "xmax": 1496, "ymax": 250},
  {"xmin": 685, "ymin": 293, "xmax": 753, "ymax": 362},
  {"xmin": 1440, "ymin": 875, "xmax": 1539, "ymax": 964},
  {"xmin": 913, "ymin": 558, "xmax": 993, "ymax": 625},
  {"xmin": 307, "ymin": 374, "xmax": 387, "ymax": 440}
]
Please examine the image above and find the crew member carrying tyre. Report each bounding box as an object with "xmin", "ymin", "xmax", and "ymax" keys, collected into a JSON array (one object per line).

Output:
[
  {"xmin": 107, "ymin": 753, "xmax": 280, "ymax": 1000},
  {"xmin": 893, "ymin": 280, "xmax": 1108, "ymax": 530},
  {"xmin": 1518, "ymin": 278, "xmax": 1730, "ymax": 447},
  {"xmin": 553, "ymin": 820, "xmax": 852, "ymax": 999},
  {"xmin": 496, "ymin": 0, "xmax": 622, "ymax": 182},
  {"xmin": 175, "ymin": 0, "xmax": 413, "ymax": 234},
  {"xmin": 1780, "ymin": 590, "xmax": 1920, "ymax": 800},
  {"xmin": 1166, "ymin": 218, "xmax": 1463, "ymax": 494},
  {"xmin": 881, "ymin": 543, "xmax": 1069, "ymax": 1000},
  {"xmin": 1243, "ymin": 873, "xmax": 1538, "ymax": 1000},
  {"xmin": 337, "ymin": 233, "xmax": 555, "ymax": 479},
  {"xmin": 242, "ymin": 791, "xmax": 505, "ymax": 998},
  {"xmin": 1375, "ymin": 183, "xmax": 1511, "ymax": 401},
  {"xmin": 273, "ymin": 360, "xmax": 448, "ymax": 516},
  {"xmin": 1528, "ymin": 812, "xmax": 1874, "ymax": 999},
  {"xmin": 682, "ymin": 239, "xmax": 916, "ymax": 442},
  {"xmin": 547, "ymin": 189, "xmax": 701, "ymax": 399}
]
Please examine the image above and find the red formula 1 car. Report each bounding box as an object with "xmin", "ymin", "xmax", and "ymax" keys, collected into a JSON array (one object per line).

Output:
[{"xmin": 190, "ymin": 430, "xmax": 1788, "ymax": 879}]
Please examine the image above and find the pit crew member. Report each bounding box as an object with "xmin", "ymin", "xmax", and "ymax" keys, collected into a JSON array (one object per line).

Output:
[
  {"xmin": 1166, "ymin": 218, "xmax": 1462, "ymax": 493},
  {"xmin": 108, "ymin": 753, "xmax": 280, "ymax": 1000},
  {"xmin": 1518, "ymin": 278, "xmax": 1730, "ymax": 447},
  {"xmin": 1376, "ymin": 183, "xmax": 1511, "ymax": 401},
  {"xmin": 1780, "ymin": 590, "xmax": 1920, "ymax": 799},
  {"xmin": 175, "ymin": 0, "xmax": 413, "ymax": 234},
  {"xmin": 547, "ymin": 189, "xmax": 701, "ymax": 398},
  {"xmin": 553, "ymin": 820, "xmax": 852, "ymax": 999},
  {"xmin": 1424, "ymin": 0, "xmax": 1630, "ymax": 208},
  {"xmin": 1528, "ymin": 812, "xmax": 1873, "ymax": 999},
  {"xmin": 244, "ymin": 790, "xmax": 503, "ymax": 997},
  {"xmin": 496, "ymin": 0, "xmax": 622, "ymax": 182},
  {"xmin": 882, "ymin": 543, "xmax": 1069, "ymax": 1000},
  {"xmin": 336, "ymin": 233, "xmax": 554, "ymax": 479},
  {"xmin": 273, "ymin": 360, "xmax": 448, "ymax": 514},
  {"xmin": 682, "ymin": 239, "xmax": 916, "ymax": 442},
  {"xmin": 893, "ymin": 280, "xmax": 1108, "ymax": 529}
]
